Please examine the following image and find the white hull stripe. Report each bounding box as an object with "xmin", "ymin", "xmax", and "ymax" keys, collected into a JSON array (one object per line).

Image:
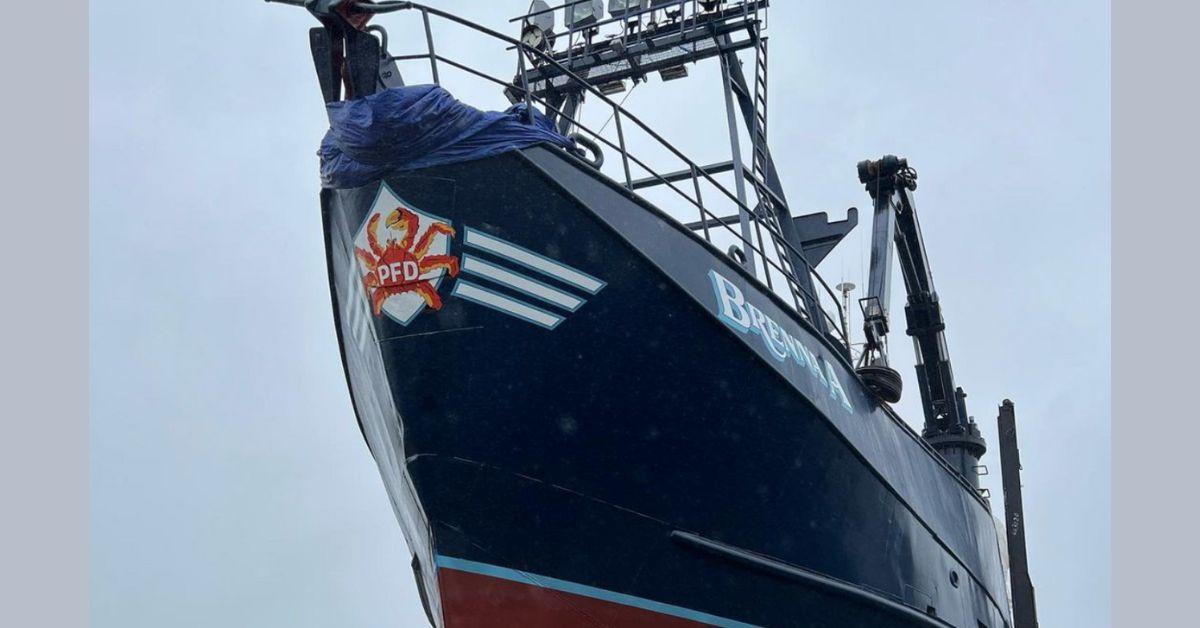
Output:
[
  {"xmin": 461, "ymin": 254, "xmax": 584, "ymax": 312},
  {"xmin": 464, "ymin": 227, "xmax": 606, "ymax": 294},
  {"xmin": 451, "ymin": 280, "xmax": 564, "ymax": 329}
]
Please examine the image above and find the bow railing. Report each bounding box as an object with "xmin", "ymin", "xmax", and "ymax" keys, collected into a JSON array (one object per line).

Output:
[{"xmin": 268, "ymin": 0, "xmax": 850, "ymax": 351}]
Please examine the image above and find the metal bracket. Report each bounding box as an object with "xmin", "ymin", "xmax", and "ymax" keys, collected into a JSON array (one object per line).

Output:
[{"xmin": 790, "ymin": 207, "xmax": 858, "ymax": 267}]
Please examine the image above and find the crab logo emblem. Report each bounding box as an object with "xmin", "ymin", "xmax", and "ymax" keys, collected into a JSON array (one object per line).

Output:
[{"xmin": 353, "ymin": 188, "xmax": 459, "ymax": 325}]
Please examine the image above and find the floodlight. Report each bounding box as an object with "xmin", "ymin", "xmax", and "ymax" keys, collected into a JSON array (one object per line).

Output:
[
  {"xmin": 649, "ymin": 0, "xmax": 684, "ymax": 26},
  {"xmin": 608, "ymin": 0, "xmax": 649, "ymax": 18},
  {"xmin": 521, "ymin": 1, "xmax": 556, "ymax": 51},
  {"xmin": 565, "ymin": 0, "xmax": 605, "ymax": 28},
  {"xmin": 659, "ymin": 65, "xmax": 689, "ymax": 81},
  {"xmin": 597, "ymin": 79, "xmax": 628, "ymax": 95}
]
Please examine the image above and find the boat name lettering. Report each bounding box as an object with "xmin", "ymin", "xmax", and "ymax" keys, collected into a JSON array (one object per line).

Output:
[{"xmin": 708, "ymin": 269, "xmax": 854, "ymax": 413}]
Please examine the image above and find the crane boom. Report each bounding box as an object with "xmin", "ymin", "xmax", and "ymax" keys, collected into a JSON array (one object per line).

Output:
[{"xmin": 857, "ymin": 156, "xmax": 986, "ymax": 486}]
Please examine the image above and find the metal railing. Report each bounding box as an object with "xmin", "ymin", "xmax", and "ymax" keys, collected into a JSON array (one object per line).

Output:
[
  {"xmin": 283, "ymin": 0, "xmax": 848, "ymax": 348},
  {"xmin": 507, "ymin": 0, "xmax": 770, "ymax": 78}
]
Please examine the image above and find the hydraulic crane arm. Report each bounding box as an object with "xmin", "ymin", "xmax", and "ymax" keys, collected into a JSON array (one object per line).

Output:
[
  {"xmin": 860, "ymin": 176, "xmax": 898, "ymax": 368},
  {"xmin": 857, "ymin": 156, "xmax": 986, "ymax": 486}
]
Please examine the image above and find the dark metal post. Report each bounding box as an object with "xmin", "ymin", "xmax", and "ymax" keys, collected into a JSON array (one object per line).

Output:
[
  {"xmin": 998, "ymin": 400, "xmax": 1039, "ymax": 628},
  {"xmin": 691, "ymin": 164, "xmax": 709, "ymax": 240},
  {"xmin": 556, "ymin": 92, "xmax": 583, "ymax": 136},
  {"xmin": 516, "ymin": 50, "xmax": 534, "ymax": 124},
  {"xmin": 718, "ymin": 52, "xmax": 756, "ymax": 273},
  {"xmin": 421, "ymin": 9, "xmax": 440, "ymax": 84},
  {"xmin": 614, "ymin": 108, "xmax": 631, "ymax": 188}
]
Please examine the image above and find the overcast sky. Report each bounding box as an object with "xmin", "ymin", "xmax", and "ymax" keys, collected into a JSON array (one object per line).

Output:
[{"xmin": 92, "ymin": 1, "xmax": 1109, "ymax": 626}]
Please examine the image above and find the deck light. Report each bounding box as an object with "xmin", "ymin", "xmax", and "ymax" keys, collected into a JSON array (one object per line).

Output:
[
  {"xmin": 598, "ymin": 79, "xmax": 628, "ymax": 95},
  {"xmin": 609, "ymin": 0, "xmax": 648, "ymax": 36},
  {"xmin": 651, "ymin": 0, "xmax": 685, "ymax": 19},
  {"xmin": 521, "ymin": 1, "xmax": 556, "ymax": 51},
  {"xmin": 566, "ymin": 0, "xmax": 605, "ymax": 28},
  {"xmin": 608, "ymin": 0, "xmax": 649, "ymax": 17},
  {"xmin": 659, "ymin": 64, "xmax": 689, "ymax": 81}
]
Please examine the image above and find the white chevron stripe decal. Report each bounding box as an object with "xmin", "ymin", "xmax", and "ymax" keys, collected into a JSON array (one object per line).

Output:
[
  {"xmin": 451, "ymin": 280, "xmax": 565, "ymax": 329},
  {"xmin": 464, "ymin": 227, "xmax": 606, "ymax": 294},
  {"xmin": 461, "ymin": 254, "xmax": 585, "ymax": 312}
]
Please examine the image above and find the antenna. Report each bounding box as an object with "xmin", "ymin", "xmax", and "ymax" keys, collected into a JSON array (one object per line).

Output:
[{"xmin": 836, "ymin": 282, "xmax": 856, "ymax": 359}]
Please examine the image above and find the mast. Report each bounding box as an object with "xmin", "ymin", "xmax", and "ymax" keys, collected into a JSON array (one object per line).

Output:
[{"xmin": 513, "ymin": 1, "xmax": 830, "ymax": 333}]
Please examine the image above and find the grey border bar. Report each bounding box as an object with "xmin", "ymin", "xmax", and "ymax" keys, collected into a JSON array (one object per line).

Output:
[
  {"xmin": 1114, "ymin": 0, "xmax": 1197, "ymax": 626},
  {"xmin": 0, "ymin": 0, "xmax": 89, "ymax": 625}
]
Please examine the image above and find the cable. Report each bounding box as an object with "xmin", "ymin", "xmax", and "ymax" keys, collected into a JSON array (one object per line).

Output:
[{"xmin": 596, "ymin": 82, "xmax": 639, "ymax": 134}]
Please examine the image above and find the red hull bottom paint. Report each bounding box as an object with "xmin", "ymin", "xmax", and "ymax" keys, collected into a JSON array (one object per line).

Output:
[{"xmin": 438, "ymin": 568, "xmax": 708, "ymax": 627}]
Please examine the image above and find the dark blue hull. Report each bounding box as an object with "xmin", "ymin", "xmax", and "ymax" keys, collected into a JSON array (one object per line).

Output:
[{"xmin": 322, "ymin": 146, "xmax": 1011, "ymax": 627}]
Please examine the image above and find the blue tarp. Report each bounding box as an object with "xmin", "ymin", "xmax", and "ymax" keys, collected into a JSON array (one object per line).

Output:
[{"xmin": 319, "ymin": 85, "xmax": 576, "ymax": 189}]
